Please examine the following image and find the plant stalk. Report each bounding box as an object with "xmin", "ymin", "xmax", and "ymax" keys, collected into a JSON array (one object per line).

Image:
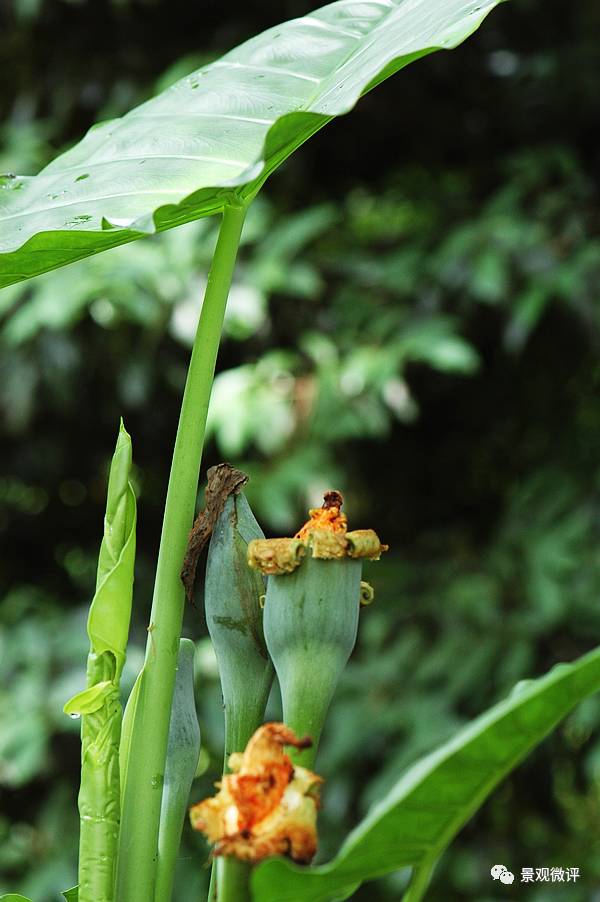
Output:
[
  {"xmin": 154, "ymin": 639, "xmax": 201, "ymax": 902},
  {"xmin": 402, "ymin": 856, "xmax": 437, "ymax": 902},
  {"xmin": 69, "ymin": 421, "xmax": 136, "ymax": 902},
  {"xmin": 215, "ymin": 857, "xmax": 250, "ymax": 902},
  {"xmin": 78, "ymin": 653, "xmax": 121, "ymax": 902},
  {"xmin": 115, "ymin": 202, "xmax": 247, "ymax": 902}
]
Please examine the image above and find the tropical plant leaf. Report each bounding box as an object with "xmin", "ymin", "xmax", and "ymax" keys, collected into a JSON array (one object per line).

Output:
[
  {"xmin": 0, "ymin": 0, "xmax": 501, "ymax": 289},
  {"xmin": 0, "ymin": 895, "xmax": 34, "ymax": 901},
  {"xmin": 252, "ymin": 645, "xmax": 600, "ymax": 902},
  {"xmin": 62, "ymin": 888, "xmax": 79, "ymax": 902}
]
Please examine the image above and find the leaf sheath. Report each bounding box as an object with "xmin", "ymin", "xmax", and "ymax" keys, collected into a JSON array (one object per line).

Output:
[{"xmin": 155, "ymin": 639, "xmax": 201, "ymax": 902}]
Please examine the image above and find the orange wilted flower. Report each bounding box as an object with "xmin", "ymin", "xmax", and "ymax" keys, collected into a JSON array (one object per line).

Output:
[{"xmin": 190, "ymin": 723, "xmax": 323, "ymax": 863}]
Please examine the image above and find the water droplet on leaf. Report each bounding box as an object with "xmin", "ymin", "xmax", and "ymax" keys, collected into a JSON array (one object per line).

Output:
[
  {"xmin": 66, "ymin": 214, "xmax": 93, "ymax": 226},
  {"xmin": 0, "ymin": 173, "xmax": 23, "ymax": 189}
]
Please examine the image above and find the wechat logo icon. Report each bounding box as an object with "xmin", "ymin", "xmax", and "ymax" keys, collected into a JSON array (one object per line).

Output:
[{"xmin": 491, "ymin": 864, "xmax": 515, "ymax": 885}]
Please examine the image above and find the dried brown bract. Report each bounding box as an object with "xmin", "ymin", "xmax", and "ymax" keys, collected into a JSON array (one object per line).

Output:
[{"xmin": 180, "ymin": 463, "xmax": 248, "ymax": 603}]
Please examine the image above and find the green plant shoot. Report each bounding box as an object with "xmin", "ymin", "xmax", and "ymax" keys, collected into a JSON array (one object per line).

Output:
[{"xmin": 63, "ymin": 421, "xmax": 136, "ymax": 902}]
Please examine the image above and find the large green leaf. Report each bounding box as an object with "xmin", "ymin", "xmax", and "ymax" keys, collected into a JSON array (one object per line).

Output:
[
  {"xmin": 252, "ymin": 645, "xmax": 600, "ymax": 902},
  {"xmin": 0, "ymin": 0, "xmax": 501, "ymax": 289}
]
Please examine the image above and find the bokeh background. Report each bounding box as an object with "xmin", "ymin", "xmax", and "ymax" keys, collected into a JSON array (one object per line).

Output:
[{"xmin": 1, "ymin": 1, "xmax": 600, "ymax": 899}]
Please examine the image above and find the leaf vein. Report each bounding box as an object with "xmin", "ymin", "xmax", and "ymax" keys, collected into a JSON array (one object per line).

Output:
[
  {"xmin": 213, "ymin": 61, "xmax": 321, "ymax": 84},
  {"xmin": 302, "ymin": 16, "xmax": 364, "ymax": 39}
]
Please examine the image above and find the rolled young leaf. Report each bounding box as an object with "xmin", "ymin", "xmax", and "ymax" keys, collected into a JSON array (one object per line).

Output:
[
  {"xmin": 154, "ymin": 639, "xmax": 201, "ymax": 902},
  {"xmin": 64, "ymin": 421, "xmax": 136, "ymax": 902}
]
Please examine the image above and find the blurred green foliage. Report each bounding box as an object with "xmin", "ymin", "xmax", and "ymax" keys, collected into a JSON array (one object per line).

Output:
[{"xmin": 1, "ymin": 1, "xmax": 600, "ymax": 900}]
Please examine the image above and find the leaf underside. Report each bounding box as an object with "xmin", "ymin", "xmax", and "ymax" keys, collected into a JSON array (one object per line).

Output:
[
  {"xmin": 0, "ymin": 0, "xmax": 501, "ymax": 288},
  {"xmin": 251, "ymin": 645, "xmax": 600, "ymax": 902}
]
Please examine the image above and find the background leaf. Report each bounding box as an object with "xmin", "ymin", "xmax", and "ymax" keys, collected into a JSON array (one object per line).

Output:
[
  {"xmin": 0, "ymin": 0, "xmax": 501, "ymax": 288},
  {"xmin": 252, "ymin": 645, "xmax": 600, "ymax": 901}
]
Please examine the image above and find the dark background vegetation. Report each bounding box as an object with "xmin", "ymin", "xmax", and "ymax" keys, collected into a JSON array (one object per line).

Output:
[{"xmin": 1, "ymin": 1, "xmax": 600, "ymax": 899}]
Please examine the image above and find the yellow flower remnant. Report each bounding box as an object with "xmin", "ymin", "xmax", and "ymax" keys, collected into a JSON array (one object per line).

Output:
[
  {"xmin": 189, "ymin": 723, "xmax": 323, "ymax": 863},
  {"xmin": 247, "ymin": 538, "xmax": 305, "ymax": 575},
  {"xmin": 248, "ymin": 491, "xmax": 388, "ymax": 574},
  {"xmin": 295, "ymin": 490, "xmax": 347, "ymax": 541}
]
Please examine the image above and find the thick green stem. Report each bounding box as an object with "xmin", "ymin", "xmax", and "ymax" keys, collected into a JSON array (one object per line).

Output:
[
  {"xmin": 215, "ymin": 857, "xmax": 251, "ymax": 902},
  {"xmin": 211, "ymin": 706, "xmax": 262, "ymax": 902},
  {"xmin": 154, "ymin": 639, "xmax": 200, "ymax": 902},
  {"xmin": 207, "ymin": 866, "xmax": 217, "ymax": 902},
  {"xmin": 115, "ymin": 203, "xmax": 247, "ymax": 902}
]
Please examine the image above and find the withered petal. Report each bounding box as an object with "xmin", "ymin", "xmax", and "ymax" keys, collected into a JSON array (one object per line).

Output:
[{"xmin": 190, "ymin": 723, "xmax": 322, "ymax": 864}]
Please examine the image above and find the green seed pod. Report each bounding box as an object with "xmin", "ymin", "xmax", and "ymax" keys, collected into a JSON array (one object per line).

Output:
[
  {"xmin": 155, "ymin": 638, "xmax": 201, "ymax": 902},
  {"xmin": 205, "ymin": 484, "xmax": 274, "ymax": 761},
  {"xmin": 263, "ymin": 556, "xmax": 361, "ymax": 768},
  {"xmin": 250, "ymin": 492, "xmax": 386, "ymax": 768}
]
